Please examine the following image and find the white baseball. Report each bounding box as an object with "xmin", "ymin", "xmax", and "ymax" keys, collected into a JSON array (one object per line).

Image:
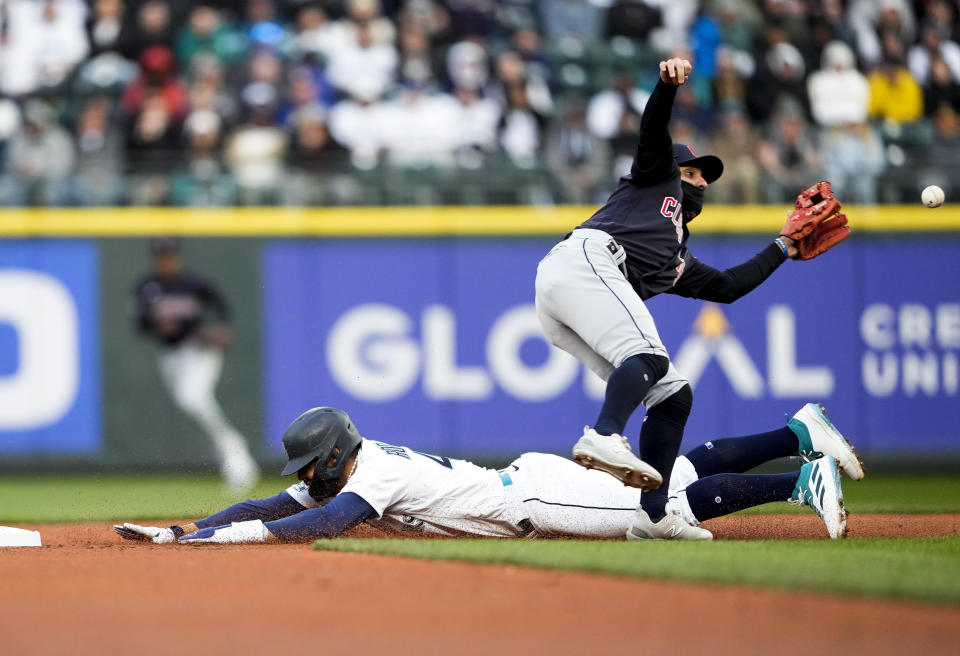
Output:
[{"xmin": 921, "ymin": 185, "xmax": 945, "ymax": 208}]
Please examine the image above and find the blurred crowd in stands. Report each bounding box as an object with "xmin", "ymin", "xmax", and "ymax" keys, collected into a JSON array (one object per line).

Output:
[{"xmin": 0, "ymin": 0, "xmax": 958, "ymax": 207}]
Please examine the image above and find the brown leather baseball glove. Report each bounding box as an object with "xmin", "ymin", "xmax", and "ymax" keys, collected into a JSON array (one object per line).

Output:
[
  {"xmin": 781, "ymin": 181, "xmax": 850, "ymax": 260},
  {"xmin": 793, "ymin": 211, "xmax": 850, "ymax": 260}
]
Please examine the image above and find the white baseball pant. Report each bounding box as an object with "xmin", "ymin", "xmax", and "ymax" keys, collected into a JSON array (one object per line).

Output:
[
  {"xmin": 158, "ymin": 342, "xmax": 260, "ymax": 491},
  {"xmin": 503, "ymin": 452, "xmax": 700, "ymax": 538}
]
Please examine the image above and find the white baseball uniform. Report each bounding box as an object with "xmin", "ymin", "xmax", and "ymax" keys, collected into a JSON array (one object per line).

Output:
[
  {"xmin": 158, "ymin": 342, "xmax": 260, "ymax": 492},
  {"xmin": 284, "ymin": 438, "xmax": 702, "ymax": 538}
]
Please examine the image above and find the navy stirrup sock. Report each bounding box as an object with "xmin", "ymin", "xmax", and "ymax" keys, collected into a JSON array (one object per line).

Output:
[
  {"xmin": 638, "ymin": 386, "xmax": 692, "ymax": 522},
  {"xmin": 683, "ymin": 472, "xmax": 800, "ymax": 522},
  {"xmin": 683, "ymin": 427, "xmax": 799, "ymax": 478},
  {"xmin": 594, "ymin": 354, "xmax": 669, "ymax": 436}
]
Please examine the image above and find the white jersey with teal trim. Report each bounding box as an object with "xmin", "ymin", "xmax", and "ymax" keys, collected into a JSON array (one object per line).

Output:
[
  {"xmin": 284, "ymin": 439, "xmax": 705, "ymax": 538},
  {"xmin": 284, "ymin": 438, "xmax": 522, "ymax": 538}
]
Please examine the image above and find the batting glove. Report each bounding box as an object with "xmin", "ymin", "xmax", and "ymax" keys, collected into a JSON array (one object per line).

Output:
[
  {"xmin": 178, "ymin": 520, "xmax": 269, "ymax": 545},
  {"xmin": 113, "ymin": 523, "xmax": 178, "ymax": 544}
]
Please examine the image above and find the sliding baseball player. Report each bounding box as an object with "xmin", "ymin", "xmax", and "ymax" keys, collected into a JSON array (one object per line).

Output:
[{"xmin": 115, "ymin": 403, "xmax": 863, "ymax": 544}]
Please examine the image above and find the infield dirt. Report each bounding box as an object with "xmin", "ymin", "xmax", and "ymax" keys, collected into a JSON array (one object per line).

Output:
[{"xmin": 1, "ymin": 515, "xmax": 957, "ymax": 656}]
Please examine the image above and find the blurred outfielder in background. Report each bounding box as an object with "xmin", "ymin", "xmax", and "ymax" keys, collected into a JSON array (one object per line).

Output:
[{"xmin": 132, "ymin": 236, "xmax": 260, "ymax": 492}]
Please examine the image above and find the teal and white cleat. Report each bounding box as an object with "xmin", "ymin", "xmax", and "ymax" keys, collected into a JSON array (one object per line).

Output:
[
  {"xmin": 789, "ymin": 403, "xmax": 865, "ymax": 481},
  {"xmin": 791, "ymin": 456, "xmax": 848, "ymax": 539}
]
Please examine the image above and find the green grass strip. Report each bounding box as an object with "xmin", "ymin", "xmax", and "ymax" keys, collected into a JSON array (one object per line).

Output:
[
  {"xmin": 0, "ymin": 474, "xmax": 288, "ymax": 523},
  {"xmin": 314, "ymin": 536, "xmax": 960, "ymax": 605}
]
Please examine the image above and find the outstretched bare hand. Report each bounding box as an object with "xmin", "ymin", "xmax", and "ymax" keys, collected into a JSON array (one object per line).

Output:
[{"xmin": 659, "ymin": 58, "xmax": 693, "ymax": 85}]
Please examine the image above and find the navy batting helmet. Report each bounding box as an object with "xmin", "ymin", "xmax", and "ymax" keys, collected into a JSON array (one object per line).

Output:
[{"xmin": 280, "ymin": 407, "xmax": 362, "ymax": 479}]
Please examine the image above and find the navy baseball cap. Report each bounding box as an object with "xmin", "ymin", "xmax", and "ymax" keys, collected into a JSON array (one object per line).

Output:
[
  {"xmin": 672, "ymin": 143, "xmax": 724, "ymax": 183},
  {"xmin": 149, "ymin": 236, "xmax": 181, "ymax": 255}
]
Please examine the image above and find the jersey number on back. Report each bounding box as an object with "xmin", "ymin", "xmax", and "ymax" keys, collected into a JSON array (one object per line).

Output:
[
  {"xmin": 374, "ymin": 441, "xmax": 454, "ymax": 468},
  {"xmin": 413, "ymin": 450, "xmax": 453, "ymax": 469}
]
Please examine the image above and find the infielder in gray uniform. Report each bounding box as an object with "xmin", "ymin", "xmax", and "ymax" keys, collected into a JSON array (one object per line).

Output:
[
  {"xmin": 114, "ymin": 402, "xmax": 863, "ymax": 545},
  {"xmin": 535, "ymin": 58, "xmax": 849, "ymax": 540}
]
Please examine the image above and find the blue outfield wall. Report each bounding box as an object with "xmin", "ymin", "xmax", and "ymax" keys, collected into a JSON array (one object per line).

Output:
[
  {"xmin": 264, "ymin": 236, "xmax": 960, "ymax": 457},
  {"xmin": 1, "ymin": 234, "xmax": 957, "ymax": 462},
  {"xmin": 0, "ymin": 240, "xmax": 101, "ymax": 454}
]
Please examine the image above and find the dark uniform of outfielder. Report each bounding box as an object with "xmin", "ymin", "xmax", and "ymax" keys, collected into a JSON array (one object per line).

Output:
[
  {"xmin": 535, "ymin": 58, "xmax": 849, "ymax": 539},
  {"xmin": 133, "ymin": 237, "xmax": 261, "ymax": 493}
]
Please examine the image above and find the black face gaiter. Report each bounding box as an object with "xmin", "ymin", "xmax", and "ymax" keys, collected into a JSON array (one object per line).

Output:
[
  {"xmin": 308, "ymin": 476, "xmax": 340, "ymax": 502},
  {"xmin": 681, "ymin": 181, "xmax": 704, "ymax": 222}
]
